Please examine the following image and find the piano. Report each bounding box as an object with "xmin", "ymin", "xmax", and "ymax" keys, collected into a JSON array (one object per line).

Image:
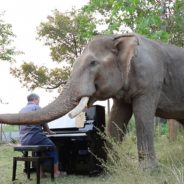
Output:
[{"xmin": 47, "ymin": 105, "xmax": 107, "ymax": 175}]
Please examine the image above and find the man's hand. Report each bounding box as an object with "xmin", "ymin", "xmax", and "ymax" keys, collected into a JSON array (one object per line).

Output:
[
  {"xmin": 48, "ymin": 130, "xmax": 56, "ymax": 135},
  {"xmin": 42, "ymin": 123, "xmax": 56, "ymax": 135}
]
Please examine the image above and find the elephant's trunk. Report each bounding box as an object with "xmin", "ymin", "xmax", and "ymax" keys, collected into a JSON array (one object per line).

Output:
[{"xmin": 0, "ymin": 82, "xmax": 79, "ymax": 125}]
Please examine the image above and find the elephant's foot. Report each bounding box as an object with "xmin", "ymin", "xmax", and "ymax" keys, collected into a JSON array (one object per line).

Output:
[{"xmin": 139, "ymin": 159, "xmax": 160, "ymax": 172}]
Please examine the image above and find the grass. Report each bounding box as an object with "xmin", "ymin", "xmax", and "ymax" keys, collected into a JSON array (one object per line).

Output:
[
  {"xmin": 103, "ymin": 132, "xmax": 184, "ymax": 184},
  {"xmin": 0, "ymin": 126, "xmax": 184, "ymax": 184},
  {"xmin": 0, "ymin": 125, "xmax": 19, "ymax": 132}
]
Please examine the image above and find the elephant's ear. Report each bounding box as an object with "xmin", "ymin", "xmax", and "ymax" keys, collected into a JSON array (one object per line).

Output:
[{"xmin": 114, "ymin": 34, "xmax": 139, "ymax": 90}]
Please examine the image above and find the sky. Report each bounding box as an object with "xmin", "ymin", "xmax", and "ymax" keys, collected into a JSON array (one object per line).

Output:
[{"xmin": 0, "ymin": 0, "xmax": 90, "ymax": 113}]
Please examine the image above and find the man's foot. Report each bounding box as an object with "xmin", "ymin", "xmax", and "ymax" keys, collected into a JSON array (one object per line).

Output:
[
  {"xmin": 54, "ymin": 171, "xmax": 67, "ymax": 177},
  {"xmin": 40, "ymin": 172, "xmax": 48, "ymax": 178}
]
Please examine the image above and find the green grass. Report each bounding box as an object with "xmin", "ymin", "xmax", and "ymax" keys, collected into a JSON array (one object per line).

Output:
[
  {"xmin": 1, "ymin": 125, "xmax": 19, "ymax": 132},
  {"xmin": 0, "ymin": 130, "xmax": 184, "ymax": 184},
  {"xmin": 102, "ymin": 132, "xmax": 184, "ymax": 184}
]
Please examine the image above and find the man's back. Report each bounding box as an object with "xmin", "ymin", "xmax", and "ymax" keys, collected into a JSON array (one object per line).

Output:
[{"xmin": 19, "ymin": 102, "xmax": 45, "ymax": 145}]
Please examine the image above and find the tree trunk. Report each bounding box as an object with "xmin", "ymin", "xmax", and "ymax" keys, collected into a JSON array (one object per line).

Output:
[{"xmin": 168, "ymin": 119, "xmax": 178, "ymax": 141}]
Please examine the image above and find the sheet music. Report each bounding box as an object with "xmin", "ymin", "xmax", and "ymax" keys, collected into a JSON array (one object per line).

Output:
[{"xmin": 48, "ymin": 114, "xmax": 76, "ymax": 128}]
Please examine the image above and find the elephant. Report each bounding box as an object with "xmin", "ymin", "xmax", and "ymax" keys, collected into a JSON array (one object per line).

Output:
[{"xmin": 0, "ymin": 33, "xmax": 184, "ymax": 170}]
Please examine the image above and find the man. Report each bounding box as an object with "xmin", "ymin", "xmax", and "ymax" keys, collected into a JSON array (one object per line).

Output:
[{"xmin": 19, "ymin": 93, "xmax": 66, "ymax": 177}]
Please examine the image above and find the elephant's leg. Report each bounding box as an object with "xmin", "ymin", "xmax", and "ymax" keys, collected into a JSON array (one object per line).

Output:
[
  {"xmin": 133, "ymin": 94, "xmax": 158, "ymax": 170},
  {"xmin": 107, "ymin": 99, "xmax": 132, "ymax": 142},
  {"xmin": 176, "ymin": 119, "xmax": 184, "ymax": 128}
]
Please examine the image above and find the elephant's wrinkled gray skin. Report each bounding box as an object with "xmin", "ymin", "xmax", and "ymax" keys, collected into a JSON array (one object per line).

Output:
[{"xmin": 1, "ymin": 33, "xmax": 184, "ymax": 170}]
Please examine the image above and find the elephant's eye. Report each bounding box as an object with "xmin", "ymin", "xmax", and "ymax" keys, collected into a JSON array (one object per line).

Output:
[{"xmin": 90, "ymin": 60, "xmax": 98, "ymax": 66}]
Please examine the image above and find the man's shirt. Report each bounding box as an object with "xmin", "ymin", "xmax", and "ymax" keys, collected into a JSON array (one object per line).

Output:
[{"xmin": 19, "ymin": 102, "xmax": 46, "ymax": 145}]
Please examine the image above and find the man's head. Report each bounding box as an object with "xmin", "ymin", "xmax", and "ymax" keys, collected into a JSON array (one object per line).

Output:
[{"xmin": 27, "ymin": 93, "xmax": 40, "ymax": 105}]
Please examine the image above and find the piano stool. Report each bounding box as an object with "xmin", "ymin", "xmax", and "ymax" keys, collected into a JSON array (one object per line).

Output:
[{"xmin": 12, "ymin": 145, "xmax": 54, "ymax": 184}]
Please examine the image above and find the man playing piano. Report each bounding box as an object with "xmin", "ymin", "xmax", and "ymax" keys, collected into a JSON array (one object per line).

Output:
[{"xmin": 19, "ymin": 93, "xmax": 66, "ymax": 177}]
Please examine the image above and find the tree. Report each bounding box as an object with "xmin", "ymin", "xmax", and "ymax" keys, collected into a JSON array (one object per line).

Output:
[
  {"xmin": 167, "ymin": 0, "xmax": 184, "ymax": 46},
  {"xmin": 0, "ymin": 12, "xmax": 17, "ymax": 62},
  {"xmin": 11, "ymin": 9, "xmax": 97, "ymax": 90},
  {"xmin": 83, "ymin": 0, "xmax": 170, "ymax": 41},
  {"xmin": 83, "ymin": 0, "xmax": 184, "ymax": 45},
  {"xmin": 11, "ymin": 0, "xmax": 184, "ymax": 90},
  {"xmin": 0, "ymin": 12, "xmax": 18, "ymax": 104}
]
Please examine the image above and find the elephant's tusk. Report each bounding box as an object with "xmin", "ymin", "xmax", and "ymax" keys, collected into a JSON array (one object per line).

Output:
[{"xmin": 68, "ymin": 97, "xmax": 89, "ymax": 119}]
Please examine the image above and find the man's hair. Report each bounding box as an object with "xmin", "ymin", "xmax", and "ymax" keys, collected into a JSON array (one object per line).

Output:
[{"xmin": 27, "ymin": 93, "xmax": 40, "ymax": 102}]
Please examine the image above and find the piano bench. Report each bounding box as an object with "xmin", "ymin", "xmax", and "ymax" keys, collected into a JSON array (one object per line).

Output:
[{"xmin": 12, "ymin": 145, "xmax": 54, "ymax": 184}]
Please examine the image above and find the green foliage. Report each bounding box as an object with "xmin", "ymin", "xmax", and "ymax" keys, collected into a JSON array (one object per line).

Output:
[
  {"xmin": 10, "ymin": 62, "xmax": 70, "ymax": 90},
  {"xmin": 1, "ymin": 125, "xmax": 19, "ymax": 132},
  {"xmin": 159, "ymin": 123, "xmax": 168, "ymax": 135},
  {"xmin": 83, "ymin": 0, "xmax": 168, "ymax": 40},
  {"xmin": 0, "ymin": 12, "xmax": 17, "ymax": 62},
  {"xmin": 11, "ymin": 0, "xmax": 184, "ymax": 90},
  {"xmin": 83, "ymin": 0, "xmax": 184, "ymax": 45},
  {"xmin": 37, "ymin": 9, "xmax": 96, "ymax": 64},
  {"xmin": 127, "ymin": 116, "xmax": 136, "ymax": 136},
  {"xmin": 38, "ymin": 10, "xmax": 77, "ymax": 63},
  {"xmin": 11, "ymin": 9, "xmax": 97, "ymax": 90},
  {"xmin": 168, "ymin": 0, "xmax": 184, "ymax": 46}
]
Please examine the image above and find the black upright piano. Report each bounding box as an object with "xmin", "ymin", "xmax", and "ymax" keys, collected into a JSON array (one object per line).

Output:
[{"xmin": 47, "ymin": 105, "xmax": 107, "ymax": 175}]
